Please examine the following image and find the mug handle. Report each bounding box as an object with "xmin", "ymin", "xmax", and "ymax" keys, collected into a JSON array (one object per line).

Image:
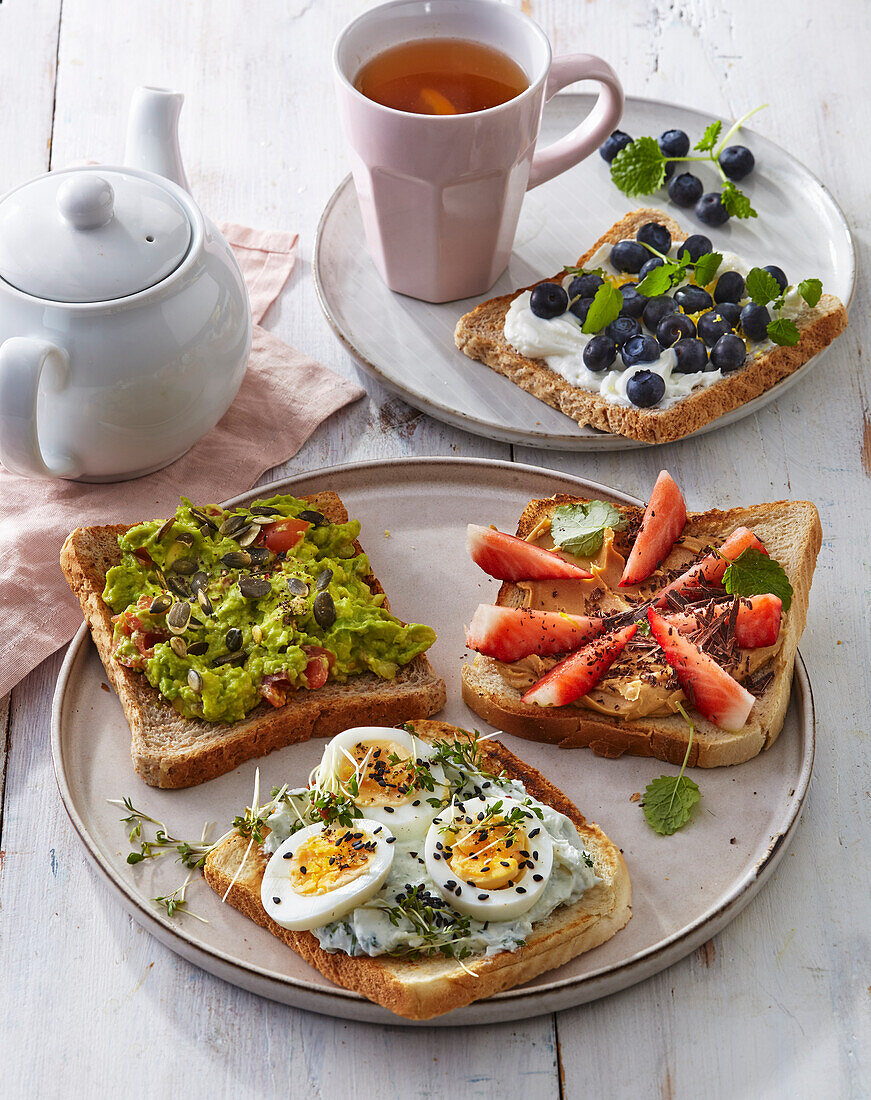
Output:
[
  {"xmin": 0, "ymin": 337, "xmax": 80, "ymax": 479},
  {"xmin": 527, "ymin": 55, "xmax": 624, "ymax": 190}
]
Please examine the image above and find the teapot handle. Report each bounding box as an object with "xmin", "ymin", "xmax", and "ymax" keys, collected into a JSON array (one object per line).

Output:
[{"xmin": 0, "ymin": 338, "xmax": 80, "ymax": 479}]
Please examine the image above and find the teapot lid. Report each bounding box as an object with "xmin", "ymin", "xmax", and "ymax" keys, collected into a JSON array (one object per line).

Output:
[{"xmin": 0, "ymin": 168, "xmax": 192, "ymax": 303}]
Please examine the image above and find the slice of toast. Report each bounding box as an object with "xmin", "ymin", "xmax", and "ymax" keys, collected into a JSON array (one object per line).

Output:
[
  {"xmin": 454, "ymin": 208, "xmax": 848, "ymax": 444},
  {"xmin": 60, "ymin": 491, "xmax": 446, "ymax": 789},
  {"xmin": 203, "ymin": 719, "xmax": 631, "ymax": 1020},
  {"xmin": 461, "ymin": 495, "xmax": 821, "ymax": 767}
]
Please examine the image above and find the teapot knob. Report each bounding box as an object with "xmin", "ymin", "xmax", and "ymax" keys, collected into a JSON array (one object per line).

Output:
[{"xmin": 57, "ymin": 174, "xmax": 115, "ymax": 230}]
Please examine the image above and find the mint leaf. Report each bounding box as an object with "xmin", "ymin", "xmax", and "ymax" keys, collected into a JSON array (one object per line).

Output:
[
  {"xmin": 610, "ymin": 136, "xmax": 666, "ymax": 197},
  {"xmin": 746, "ymin": 267, "xmax": 782, "ymax": 306},
  {"xmin": 797, "ymin": 278, "xmax": 823, "ymax": 308},
  {"xmin": 581, "ymin": 281, "xmax": 623, "ymax": 335},
  {"xmin": 643, "ymin": 775, "xmax": 701, "ymax": 835},
  {"xmin": 634, "ymin": 618, "xmax": 652, "ymax": 637},
  {"xmin": 694, "ymin": 120, "xmax": 722, "ymax": 153},
  {"xmin": 766, "ymin": 316, "xmax": 800, "ymax": 347},
  {"xmin": 550, "ymin": 500, "xmax": 624, "ymax": 558},
  {"xmin": 636, "ymin": 264, "xmax": 675, "ymax": 297},
  {"xmin": 722, "ymin": 547, "xmax": 793, "ymax": 610},
  {"xmin": 693, "ymin": 252, "xmax": 723, "ymax": 287},
  {"xmin": 721, "ymin": 182, "xmax": 757, "ymax": 219}
]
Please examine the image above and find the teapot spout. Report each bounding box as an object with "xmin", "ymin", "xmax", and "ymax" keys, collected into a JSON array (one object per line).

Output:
[{"xmin": 124, "ymin": 86, "xmax": 191, "ymax": 193}]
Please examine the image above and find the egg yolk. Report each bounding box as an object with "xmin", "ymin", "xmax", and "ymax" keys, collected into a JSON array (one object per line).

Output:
[
  {"xmin": 445, "ymin": 819, "xmax": 529, "ymax": 890},
  {"xmin": 337, "ymin": 739, "xmax": 416, "ymax": 807},
  {"xmin": 288, "ymin": 828, "xmax": 376, "ymax": 896}
]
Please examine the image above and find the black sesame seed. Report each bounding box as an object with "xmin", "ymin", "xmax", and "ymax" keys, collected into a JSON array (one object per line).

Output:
[
  {"xmin": 533, "ymin": 874, "xmax": 543, "ymax": 882},
  {"xmin": 386, "ymin": 837, "xmax": 396, "ymax": 844},
  {"xmin": 520, "ymin": 850, "xmax": 530, "ymax": 857},
  {"xmin": 445, "ymin": 880, "xmax": 457, "ymax": 888},
  {"xmin": 478, "ymin": 893, "xmax": 489, "ymax": 901},
  {"xmin": 455, "ymin": 887, "xmax": 462, "ymax": 896},
  {"xmin": 412, "ymin": 800, "xmax": 420, "ymax": 807},
  {"xmin": 435, "ymin": 842, "xmax": 443, "ymax": 850},
  {"xmin": 273, "ymin": 896, "xmax": 281, "ymax": 904},
  {"xmin": 410, "ymin": 851, "xmax": 418, "ymax": 859},
  {"xmin": 529, "ymin": 828, "xmax": 540, "ymax": 837},
  {"xmin": 516, "ymin": 887, "xmax": 527, "ymax": 894},
  {"xmin": 384, "ymin": 807, "xmax": 395, "ymax": 813},
  {"xmin": 432, "ymin": 853, "xmax": 441, "ymax": 860},
  {"xmin": 282, "ymin": 852, "xmax": 293, "ymax": 860},
  {"xmin": 533, "ymin": 851, "xmax": 539, "ymax": 860},
  {"xmin": 300, "ymin": 866, "xmax": 307, "ymax": 874}
]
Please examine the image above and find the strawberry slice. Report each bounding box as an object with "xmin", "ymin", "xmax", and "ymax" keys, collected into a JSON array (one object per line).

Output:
[
  {"xmin": 665, "ymin": 594, "xmax": 782, "ymax": 649},
  {"xmin": 521, "ymin": 624, "xmax": 637, "ymax": 707},
  {"xmin": 653, "ymin": 526, "xmax": 767, "ymax": 607},
  {"xmin": 465, "ymin": 604, "xmax": 605, "ymax": 662},
  {"xmin": 467, "ymin": 524, "xmax": 592, "ymax": 581},
  {"xmin": 620, "ymin": 470, "xmax": 687, "ymax": 586},
  {"xmin": 647, "ymin": 608, "xmax": 755, "ymax": 730}
]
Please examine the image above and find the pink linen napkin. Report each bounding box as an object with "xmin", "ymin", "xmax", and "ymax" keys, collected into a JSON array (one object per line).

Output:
[{"xmin": 0, "ymin": 224, "xmax": 364, "ymax": 698}]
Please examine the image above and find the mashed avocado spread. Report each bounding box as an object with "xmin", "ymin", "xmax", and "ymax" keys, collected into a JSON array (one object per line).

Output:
[{"xmin": 103, "ymin": 495, "xmax": 437, "ymax": 723}]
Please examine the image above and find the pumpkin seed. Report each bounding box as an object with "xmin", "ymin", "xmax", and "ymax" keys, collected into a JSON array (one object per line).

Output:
[
  {"xmin": 248, "ymin": 546, "xmax": 271, "ymax": 566},
  {"xmin": 315, "ymin": 568, "xmax": 333, "ymax": 591},
  {"xmin": 190, "ymin": 571, "xmax": 208, "ymax": 595},
  {"xmin": 219, "ymin": 513, "xmax": 249, "ymax": 537},
  {"xmin": 171, "ymin": 557, "xmax": 198, "ymax": 575},
  {"xmin": 197, "ymin": 589, "xmax": 214, "ymax": 616},
  {"xmin": 222, "ymin": 550, "xmax": 252, "ymax": 569},
  {"xmin": 213, "ymin": 651, "xmax": 246, "ymax": 668},
  {"xmin": 287, "ymin": 577, "xmax": 309, "ymax": 597},
  {"xmin": 190, "ymin": 507, "xmax": 218, "ymax": 532},
  {"xmin": 298, "ymin": 509, "xmax": 327, "ymax": 527},
  {"xmin": 187, "ymin": 641, "xmax": 209, "ymax": 657},
  {"xmin": 187, "ymin": 669, "xmax": 203, "ymax": 692},
  {"xmin": 250, "ymin": 505, "xmax": 281, "ymax": 516},
  {"xmin": 167, "ymin": 601, "xmax": 192, "ymax": 634},
  {"xmin": 239, "ymin": 576, "xmax": 271, "ymax": 599},
  {"xmin": 168, "ymin": 575, "xmax": 191, "ymax": 598},
  {"xmin": 237, "ymin": 525, "xmax": 259, "ymax": 548},
  {"xmin": 226, "ymin": 627, "xmax": 243, "ymax": 652},
  {"xmin": 251, "ymin": 624, "xmax": 263, "ymax": 645},
  {"xmin": 170, "ymin": 636, "xmax": 188, "ymax": 659},
  {"xmin": 313, "ymin": 591, "xmax": 336, "ymax": 629},
  {"xmin": 149, "ymin": 593, "xmax": 172, "ymax": 615},
  {"xmin": 174, "ymin": 531, "xmax": 195, "ymax": 546},
  {"xmin": 156, "ymin": 517, "xmax": 175, "ymax": 541}
]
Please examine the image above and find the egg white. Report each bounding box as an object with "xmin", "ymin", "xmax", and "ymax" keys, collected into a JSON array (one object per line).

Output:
[
  {"xmin": 424, "ymin": 796, "xmax": 554, "ymax": 921},
  {"xmin": 261, "ymin": 818, "xmax": 394, "ymax": 931}
]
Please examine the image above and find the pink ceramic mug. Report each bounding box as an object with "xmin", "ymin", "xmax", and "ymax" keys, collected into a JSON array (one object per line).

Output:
[{"xmin": 333, "ymin": 0, "xmax": 623, "ymax": 303}]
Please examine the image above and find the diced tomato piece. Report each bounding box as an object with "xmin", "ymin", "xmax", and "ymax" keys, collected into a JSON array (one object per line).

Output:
[
  {"xmin": 133, "ymin": 547, "xmax": 154, "ymax": 567},
  {"xmin": 647, "ymin": 608, "xmax": 755, "ymax": 730},
  {"xmin": 466, "ymin": 524, "xmax": 592, "ymax": 581},
  {"xmin": 465, "ymin": 604, "xmax": 604, "ymax": 662},
  {"xmin": 665, "ymin": 594, "xmax": 782, "ymax": 649},
  {"xmin": 301, "ymin": 645, "xmax": 336, "ymax": 690},
  {"xmin": 262, "ymin": 517, "xmax": 311, "ymax": 553},
  {"xmin": 620, "ymin": 470, "xmax": 687, "ymax": 587},
  {"xmin": 521, "ymin": 624, "xmax": 637, "ymax": 707},
  {"xmin": 260, "ymin": 671, "xmax": 291, "ymax": 707},
  {"xmin": 134, "ymin": 630, "xmax": 167, "ymax": 656},
  {"xmin": 653, "ymin": 527, "xmax": 768, "ymax": 607}
]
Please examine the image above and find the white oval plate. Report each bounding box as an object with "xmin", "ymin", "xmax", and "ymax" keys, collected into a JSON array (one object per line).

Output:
[
  {"xmin": 314, "ymin": 95, "xmax": 854, "ymax": 451},
  {"xmin": 52, "ymin": 458, "xmax": 814, "ymax": 1025}
]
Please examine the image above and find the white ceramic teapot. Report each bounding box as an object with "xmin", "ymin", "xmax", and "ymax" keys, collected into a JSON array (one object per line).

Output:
[{"xmin": 0, "ymin": 87, "xmax": 252, "ymax": 481}]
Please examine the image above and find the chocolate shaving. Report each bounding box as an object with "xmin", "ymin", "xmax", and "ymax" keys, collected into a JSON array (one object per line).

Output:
[{"xmin": 745, "ymin": 669, "xmax": 775, "ymax": 696}]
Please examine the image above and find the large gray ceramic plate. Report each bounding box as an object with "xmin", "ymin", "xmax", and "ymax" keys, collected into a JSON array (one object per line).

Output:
[
  {"xmin": 52, "ymin": 458, "xmax": 814, "ymax": 1025},
  {"xmin": 314, "ymin": 95, "xmax": 854, "ymax": 450}
]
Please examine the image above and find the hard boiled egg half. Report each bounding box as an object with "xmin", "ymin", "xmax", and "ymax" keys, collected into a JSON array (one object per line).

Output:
[
  {"xmin": 312, "ymin": 726, "xmax": 450, "ymax": 840},
  {"xmin": 261, "ymin": 818, "xmax": 394, "ymax": 931},
  {"xmin": 424, "ymin": 796, "xmax": 554, "ymax": 921}
]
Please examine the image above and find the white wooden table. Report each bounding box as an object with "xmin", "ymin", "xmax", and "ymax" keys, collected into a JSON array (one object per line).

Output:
[{"xmin": 2, "ymin": 1, "xmax": 869, "ymax": 1096}]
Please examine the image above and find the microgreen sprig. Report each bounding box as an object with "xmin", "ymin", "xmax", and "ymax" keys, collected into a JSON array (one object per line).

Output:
[
  {"xmin": 372, "ymin": 884, "xmax": 475, "ymax": 963},
  {"xmin": 642, "ymin": 703, "xmax": 701, "ymax": 835}
]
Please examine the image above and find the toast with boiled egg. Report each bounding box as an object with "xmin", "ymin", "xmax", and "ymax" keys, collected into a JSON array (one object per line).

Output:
[
  {"xmin": 203, "ymin": 720, "xmax": 631, "ymax": 1020},
  {"xmin": 461, "ymin": 473, "xmax": 821, "ymax": 767}
]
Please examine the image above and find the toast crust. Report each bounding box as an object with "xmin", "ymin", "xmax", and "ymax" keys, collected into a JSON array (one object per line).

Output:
[
  {"xmin": 203, "ymin": 720, "xmax": 631, "ymax": 1020},
  {"xmin": 454, "ymin": 208, "xmax": 848, "ymax": 444},
  {"xmin": 60, "ymin": 492, "xmax": 446, "ymax": 788},
  {"xmin": 461, "ymin": 496, "xmax": 822, "ymax": 767}
]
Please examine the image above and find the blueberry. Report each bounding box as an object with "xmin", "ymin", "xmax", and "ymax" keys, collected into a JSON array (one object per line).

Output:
[
  {"xmin": 718, "ymin": 145, "xmax": 755, "ymax": 181},
  {"xmin": 763, "ymin": 265, "xmax": 788, "ymax": 293},
  {"xmin": 695, "ymin": 192, "xmax": 730, "ymax": 227},
  {"xmin": 599, "ymin": 130, "xmax": 633, "ymax": 163},
  {"xmin": 697, "ymin": 309, "xmax": 734, "ymax": 347},
  {"xmin": 663, "ymin": 161, "xmax": 677, "ymax": 182},
  {"xmin": 610, "ymin": 240, "xmax": 650, "ymax": 274},
  {"xmin": 607, "ymin": 315, "xmax": 642, "ymax": 346},
  {"xmin": 716, "ymin": 301, "xmax": 741, "ymax": 327},
  {"xmin": 740, "ymin": 302, "xmax": 771, "ymax": 342},
  {"xmin": 678, "ymin": 234, "xmax": 713, "ymax": 263},
  {"xmin": 656, "ymin": 312, "xmax": 696, "ymax": 347},
  {"xmin": 658, "ymin": 129, "xmax": 690, "ymax": 158},
  {"xmin": 636, "ymin": 221, "xmax": 672, "ymax": 254},
  {"xmin": 621, "ymin": 334, "xmax": 662, "ymax": 368},
  {"xmin": 583, "ymin": 334, "xmax": 617, "ymax": 372},
  {"xmin": 568, "ymin": 296, "xmax": 594, "ymax": 323},
  {"xmin": 626, "ymin": 370, "xmax": 666, "ymax": 408},
  {"xmin": 714, "ymin": 270, "xmax": 746, "ymax": 303},
  {"xmin": 619, "ymin": 283, "xmax": 647, "ymax": 318},
  {"xmin": 529, "ymin": 282, "xmax": 568, "ymax": 319},
  {"xmin": 642, "ymin": 294, "xmax": 679, "ymax": 332},
  {"xmin": 568, "ymin": 273, "xmax": 603, "ymax": 300},
  {"xmin": 672, "ymin": 338, "xmax": 709, "ymax": 374},
  {"xmin": 710, "ymin": 333, "xmax": 747, "ymax": 373},
  {"xmin": 673, "ymin": 285, "xmax": 713, "ymax": 314},
  {"xmin": 639, "ymin": 256, "xmax": 664, "ymax": 281},
  {"xmin": 667, "ymin": 172, "xmax": 704, "ymax": 208}
]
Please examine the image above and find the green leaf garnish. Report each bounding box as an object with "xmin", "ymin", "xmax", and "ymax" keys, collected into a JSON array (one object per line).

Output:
[
  {"xmin": 745, "ymin": 267, "xmax": 782, "ymax": 306},
  {"xmin": 766, "ymin": 316, "xmax": 800, "ymax": 347},
  {"xmin": 694, "ymin": 120, "xmax": 722, "ymax": 152},
  {"xmin": 720, "ymin": 181, "xmax": 757, "ymax": 219},
  {"xmin": 634, "ymin": 618, "xmax": 652, "ymax": 637},
  {"xmin": 636, "ymin": 264, "xmax": 676, "ymax": 297},
  {"xmin": 797, "ymin": 278, "xmax": 823, "ymax": 308},
  {"xmin": 643, "ymin": 702, "xmax": 700, "ymax": 835},
  {"xmin": 693, "ymin": 251, "xmax": 723, "ymax": 287},
  {"xmin": 722, "ymin": 547, "xmax": 793, "ymax": 609},
  {"xmin": 610, "ymin": 136, "xmax": 666, "ymax": 197},
  {"xmin": 550, "ymin": 500, "xmax": 624, "ymax": 558},
  {"xmin": 581, "ymin": 281, "xmax": 623, "ymax": 335}
]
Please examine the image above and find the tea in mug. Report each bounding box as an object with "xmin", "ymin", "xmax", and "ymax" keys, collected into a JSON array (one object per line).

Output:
[{"xmin": 355, "ymin": 38, "xmax": 528, "ymax": 115}]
